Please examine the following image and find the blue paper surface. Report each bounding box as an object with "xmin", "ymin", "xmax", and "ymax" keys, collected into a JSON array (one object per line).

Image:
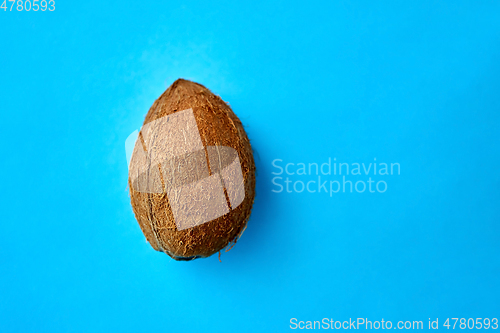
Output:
[{"xmin": 1, "ymin": 1, "xmax": 499, "ymax": 332}]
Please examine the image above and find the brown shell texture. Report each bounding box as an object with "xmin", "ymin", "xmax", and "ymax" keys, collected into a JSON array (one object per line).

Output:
[{"xmin": 128, "ymin": 79, "xmax": 256, "ymax": 260}]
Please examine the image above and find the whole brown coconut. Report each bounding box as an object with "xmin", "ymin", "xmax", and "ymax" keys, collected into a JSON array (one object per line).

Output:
[{"xmin": 128, "ymin": 79, "xmax": 256, "ymax": 260}]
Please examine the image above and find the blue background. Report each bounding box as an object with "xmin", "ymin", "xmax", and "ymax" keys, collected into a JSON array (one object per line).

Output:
[{"xmin": 1, "ymin": 1, "xmax": 499, "ymax": 332}]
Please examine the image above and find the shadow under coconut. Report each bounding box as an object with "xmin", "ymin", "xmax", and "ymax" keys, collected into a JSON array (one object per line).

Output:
[{"xmin": 223, "ymin": 145, "xmax": 275, "ymax": 260}]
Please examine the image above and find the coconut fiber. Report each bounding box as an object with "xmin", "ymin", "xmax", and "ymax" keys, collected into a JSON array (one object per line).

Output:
[{"xmin": 128, "ymin": 79, "xmax": 256, "ymax": 260}]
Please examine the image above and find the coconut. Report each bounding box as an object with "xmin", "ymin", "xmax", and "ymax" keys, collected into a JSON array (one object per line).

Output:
[{"xmin": 128, "ymin": 79, "xmax": 256, "ymax": 260}]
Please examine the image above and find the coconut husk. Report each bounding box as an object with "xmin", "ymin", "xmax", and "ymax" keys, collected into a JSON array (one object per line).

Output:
[{"xmin": 128, "ymin": 79, "xmax": 256, "ymax": 260}]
